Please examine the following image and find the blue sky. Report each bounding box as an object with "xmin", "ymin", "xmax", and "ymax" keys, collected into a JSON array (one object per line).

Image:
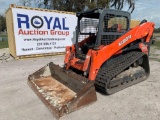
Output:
[
  {"xmin": 126, "ymin": 0, "xmax": 160, "ymax": 28},
  {"xmin": 0, "ymin": 0, "xmax": 19, "ymax": 14},
  {"xmin": 0, "ymin": 0, "xmax": 160, "ymax": 27}
]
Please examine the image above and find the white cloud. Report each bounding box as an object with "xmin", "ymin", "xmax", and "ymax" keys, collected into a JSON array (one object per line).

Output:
[{"xmin": 131, "ymin": 0, "xmax": 160, "ymax": 27}]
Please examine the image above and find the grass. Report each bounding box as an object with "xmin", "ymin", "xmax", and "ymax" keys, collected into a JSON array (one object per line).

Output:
[
  {"xmin": 150, "ymin": 38, "xmax": 160, "ymax": 62},
  {"xmin": 0, "ymin": 34, "xmax": 8, "ymax": 49},
  {"xmin": 152, "ymin": 40, "xmax": 160, "ymax": 49},
  {"xmin": 150, "ymin": 53, "xmax": 159, "ymax": 57},
  {"xmin": 153, "ymin": 33, "xmax": 160, "ymax": 37},
  {"xmin": 0, "ymin": 34, "xmax": 8, "ymax": 37},
  {"xmin": 0, "ymin": 41, "xmax": 8, "ymax": 49},
  {"xmin": 149, "ymin": 57, "xmax": 160, "ymax": 62}
]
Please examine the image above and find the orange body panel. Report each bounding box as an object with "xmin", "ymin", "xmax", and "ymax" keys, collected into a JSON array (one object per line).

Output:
[{"xmin": 64, "ymin": 22, "xmax": 155, "ymax": 80}]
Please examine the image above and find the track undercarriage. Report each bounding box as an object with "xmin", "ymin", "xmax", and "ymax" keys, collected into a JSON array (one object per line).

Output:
[{"xmin": 95, "ymin": 51, "xmax": 149, "ymax": 94}]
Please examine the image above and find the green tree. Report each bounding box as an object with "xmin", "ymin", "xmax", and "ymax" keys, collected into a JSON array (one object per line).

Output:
[
  {"xmin": 154, "ymin": 28, "xmax": 160, "ymax": 33},
  {"xmin": 110, "ymin": 0, "xmax": 135, "ymax": 13},
  {"xmin": 0, "ymin": 15, "xmax": 6, "ymax": 32},
  {"xmin": 34, "ymin": 0, "xmax": 44, "ymax": 8},
  {"xmin": 43, "ymin": 0, "xmax": 135, "ymax": 13},
  {"xmin": 87, "ymin": 0, "xmax": 135, "ymax": 13},
  {"xmin": 33, "ymin": 0, "xmax": 52, "ymax": 8},
  {"xmin": 19, "ymin": 0, "xmax": 32, "ymax": 6},
  {"xmin": 86, "ymin": 0, "xmax": 110, "ymax": 9},
  {"xmin": 17, "ymin": 0, "xmax": 135, "ymax": 13},
  {"xmin": 49, "ymin": 0, "xmax": 86, "ymax": 12}
]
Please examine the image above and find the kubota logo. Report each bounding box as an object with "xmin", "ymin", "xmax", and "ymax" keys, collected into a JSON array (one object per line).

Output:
[{"xmin": 119, "ymin": 35, "xmax": 132, "ymax": 46}]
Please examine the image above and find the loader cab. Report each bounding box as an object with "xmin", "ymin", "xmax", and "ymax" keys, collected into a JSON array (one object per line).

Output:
[{"xmin": 75, "ymin": 8, "xmax": 130, "ymax": 56}]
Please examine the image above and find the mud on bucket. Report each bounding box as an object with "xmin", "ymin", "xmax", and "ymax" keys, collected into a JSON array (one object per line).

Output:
[{"xmin": 28, "ymin": 62, "xmax": 97, "ymax": 119}]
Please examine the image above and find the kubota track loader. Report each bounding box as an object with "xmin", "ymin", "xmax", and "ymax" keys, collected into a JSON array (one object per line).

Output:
[{"xmin": 28, "ymin": 8, "xmax": 155, "ymax": 119}]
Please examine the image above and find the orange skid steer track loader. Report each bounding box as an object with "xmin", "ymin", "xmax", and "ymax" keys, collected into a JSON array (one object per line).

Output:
[{"xmin": 28, "ymin": 8, "xmax": 154, "ymax": 119}]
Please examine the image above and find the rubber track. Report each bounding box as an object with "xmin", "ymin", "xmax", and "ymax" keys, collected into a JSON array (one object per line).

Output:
[{"xmin": 95, "ymin": 51, "xmax": 145, "ymax": 94}]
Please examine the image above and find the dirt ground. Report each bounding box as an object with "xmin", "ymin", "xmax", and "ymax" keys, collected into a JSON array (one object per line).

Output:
[{"xmin": 0, "ymin": 48, "xmax": 160, "ymax": 120}]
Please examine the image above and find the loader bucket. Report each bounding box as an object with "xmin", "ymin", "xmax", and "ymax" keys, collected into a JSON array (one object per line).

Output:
[{"xmin": 28, "ymin": 62, "xmax": 97, "ymax": 119}]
